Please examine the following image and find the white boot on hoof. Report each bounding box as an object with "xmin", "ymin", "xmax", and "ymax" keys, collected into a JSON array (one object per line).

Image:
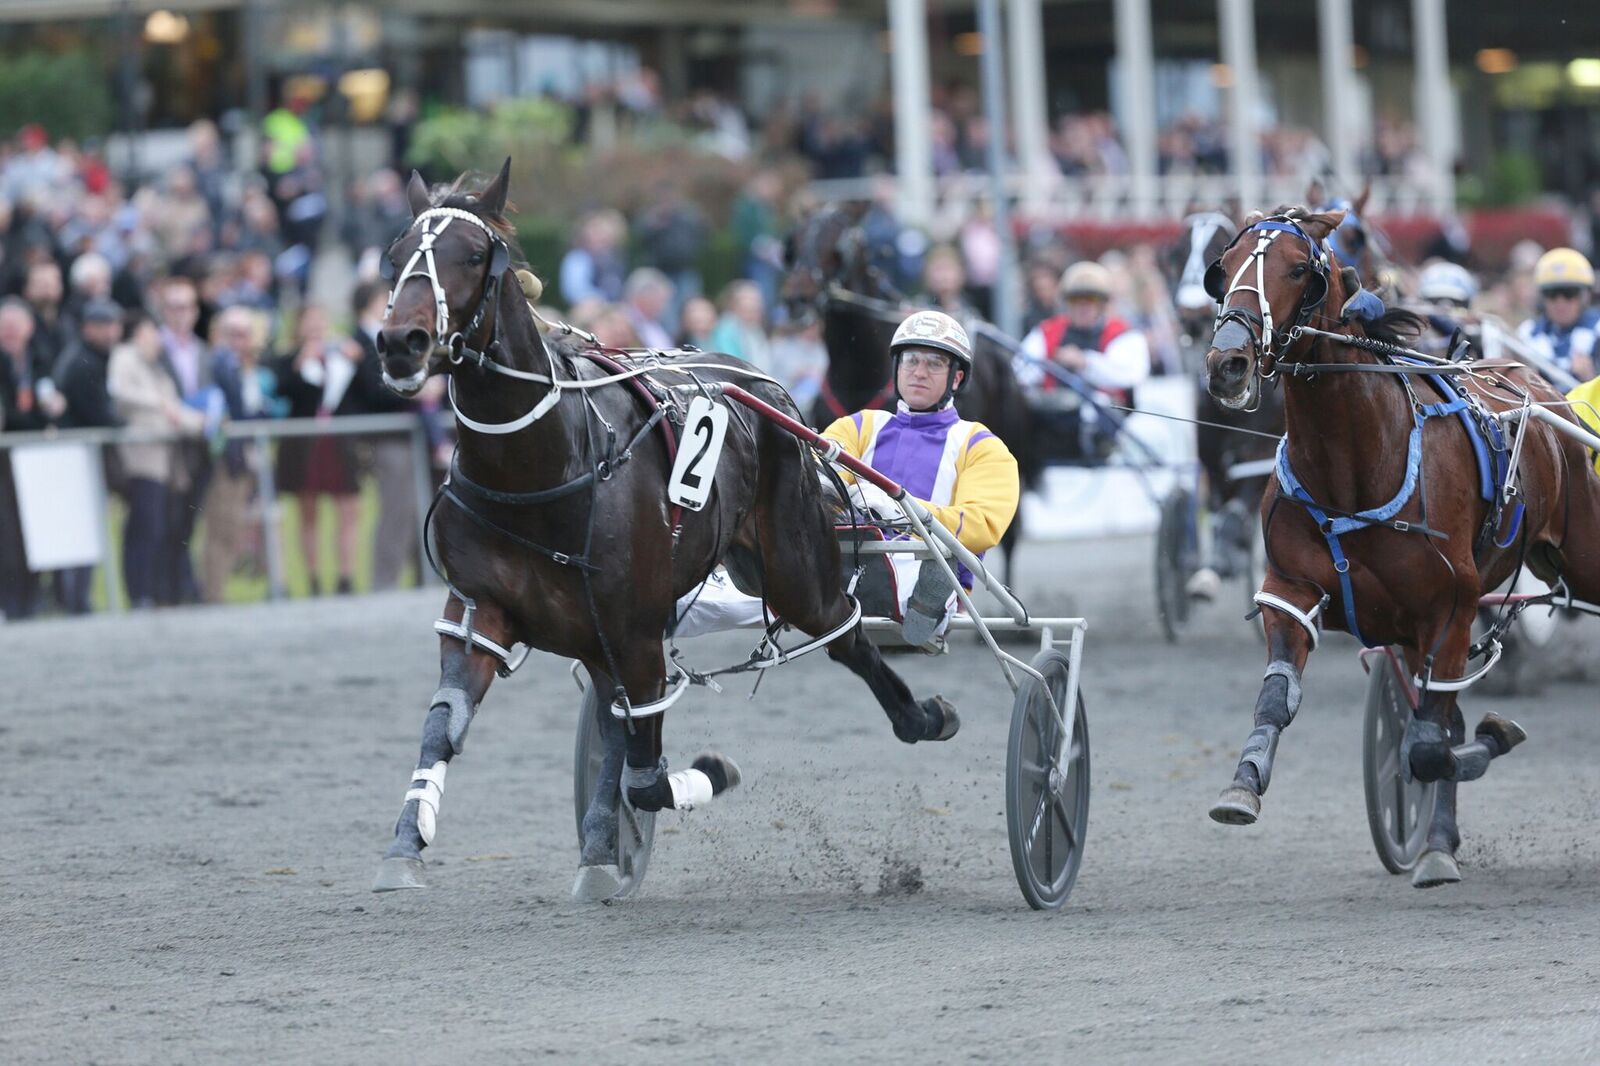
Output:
[
  {"xmin": 1186, "ymin": 567, "xmax": 1222, "ymax": 602},
  {"xmin": 1412, "ymin": 849, "xmax": 1461, "ymax": 889},
  {"xmin": 572, "ymin": 864, "xmax": 625, "ymax": 902},
  {"xmin": 1209, "ymin": 785, "xmax": 1260, "ymax": 826}
]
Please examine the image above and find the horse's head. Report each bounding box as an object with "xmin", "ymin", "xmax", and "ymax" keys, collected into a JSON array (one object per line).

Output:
[
  {"xmin": 1202, "ymin": 206, "xmax": 1344, "ymax": 411},
  {"xmin": 1172, "ymin": 210, "xmax": 1236, "ymax": 342},
  {"xmin": 779, "ymin": 201, "xmax": 872, "ymax": 325},
  {"xmin": 377, "ymin": 158, "xmax": 516, "ymax": 397}
]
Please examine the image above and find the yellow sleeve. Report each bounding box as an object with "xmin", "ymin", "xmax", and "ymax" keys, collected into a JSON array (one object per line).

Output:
[
  {"xmin": 916, "ymin": 431, "xmax": 1019, "ymax": 553},
  {"xmin": 1567, "ymin": 378, "xmax": 1600, "ymax": 475},
  {"xmin": 821, "ymin": 414, "xmax": 868, "ymax": 482}
]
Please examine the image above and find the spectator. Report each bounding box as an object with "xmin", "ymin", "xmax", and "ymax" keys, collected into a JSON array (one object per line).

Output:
[
  {"xmin": 154, "ymin": 275, "xmax": 215, "ymax": 605},
  {"xmin": 344, "ymin": 168, "xmax": 413, "ymax": 278},
  {"xmin": 345, "ymin": 281, "xmax": 421, "ymax": 592},
  {"xmin": 918, "ymin": 245, "xmax": 976, "ymax": 319},
  {"xmin": 204, "ymin": 305, "xmax": 277, "ymax": 602},
  {"xmin": 708, "ymin": 280, "xmax": 772, "ymax": 371},
  {"xmin": 0, "ymin": 297, "xmax": 58, "ymax": 619},
  {"xmin": 147, "ymin": 166, "xmax": 213, "ymax": 264},
  {"xmin": 2, "ymin": 124, "xmax": 62, "ymax": 205},
  {"xmin": 678, "ymin": 296, "xmax": 717, "ymax": 349},
  {"xmin": 622, "ymin": 268, "xmax": 675, "ymax": 349},
  {"xmin": 558, "ymin": 211, "xmax": 627, "ymax": 306},
  {"xmin": 22, "ymin": 259, "xmax": 69, "ymax": 383},
  {"xmin": 109, "ymin": 311, "xmax": 205, "ymax": 609},
  {"xmin": 635, "ymin": 183, "xmax": 706, "ymax": 319},
  {"xmin": 769, "ymin": 320, "xmax": 827, "ymax": 409},
  {"xmin": 273, "ymin": 305, "xmax": 364, "ymax": 596},
  {"xmin": 57, "ymin": 305, "xmax": 131, "ymax": 619},
  {"xmin": 66, "ymin": 252, "xmax": 115, "ymax": 320},
  {"xmin": 1022, "ymin": 259, "xmax": 1064, "ymax": 335},
  {"xmin": 732, "ymin": 170, "xmax": 785, "ymax": 310}
]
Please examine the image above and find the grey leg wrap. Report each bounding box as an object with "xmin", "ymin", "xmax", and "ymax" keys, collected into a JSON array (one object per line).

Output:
[
  {"xmin": 622, "ymin": 758, "xmax": 673, "ymax": 812},
  {"xmin": 1449, "ymin": 740, "xmax": 1493, "ymax": 782},
  {"xmin": 1258, "ymin": 660, "xmax": 1302, "ymax": 728},
  {"xmin": 1239, "ymin": 725, "xmax": 1282, "ymax": 793},
  {"xmin": 431, "ymin": 686, "xmax": 477, "ymax": 755},
  {"xmin": 1401, "ymin": 717, "xmax": 1449, "ymax": 783}
]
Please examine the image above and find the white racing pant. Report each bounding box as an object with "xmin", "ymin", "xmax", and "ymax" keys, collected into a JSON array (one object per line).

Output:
[{"xmin": 673, "ymin": 563, "xmax": 957, "ymax": 638}]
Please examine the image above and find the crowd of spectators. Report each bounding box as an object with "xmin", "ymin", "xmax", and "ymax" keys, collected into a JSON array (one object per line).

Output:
[{"xmin": 0, "ymin": 118, "xmax": 436, "ymax": 621}]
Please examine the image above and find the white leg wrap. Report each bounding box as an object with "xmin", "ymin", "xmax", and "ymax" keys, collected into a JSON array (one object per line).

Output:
[
  {"xmin": 667, "ymin": 768, "xmax": 714, "ymax": 811},
  {"xmin": 405, "ymin": 762, "xmax": 448, "ymax": 845}
]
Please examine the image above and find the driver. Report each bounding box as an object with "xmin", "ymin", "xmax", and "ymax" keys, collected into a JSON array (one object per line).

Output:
[
  {"xmin": 673, "ymin": 310, "xmax": 1019, "ymax": 646},
  {"xmin": 1519, "ymin": 248, "xmax": 1598, "ymax": 382}
]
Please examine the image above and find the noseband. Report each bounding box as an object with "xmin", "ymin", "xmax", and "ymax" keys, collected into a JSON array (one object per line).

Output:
[
  {"xmin": 382, "ymin": 206, "xmax": 511, "ymax": 376},
  {"xmin": 1206, "ymin": 218, "xmax": 1331, "ymax": 378}
]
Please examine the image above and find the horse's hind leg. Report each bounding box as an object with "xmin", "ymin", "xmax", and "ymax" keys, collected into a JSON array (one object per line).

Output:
[
  {"xmin": 372, "ymin": 598, "xmax": 506, "ymax": 892},
  {"xmin": 1402, "ymin": 627, "xmax": 1528, "ymax": 889}
]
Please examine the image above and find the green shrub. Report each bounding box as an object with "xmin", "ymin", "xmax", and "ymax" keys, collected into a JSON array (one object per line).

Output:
[{"xmin": 0, "ymin": 49, "xmax": 113, "ymax": 141}]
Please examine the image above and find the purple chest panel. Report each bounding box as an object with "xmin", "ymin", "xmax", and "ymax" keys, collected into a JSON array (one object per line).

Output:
[{"xmin": 871, "ymin": 408, "xmax": 959, "ymax": 500}]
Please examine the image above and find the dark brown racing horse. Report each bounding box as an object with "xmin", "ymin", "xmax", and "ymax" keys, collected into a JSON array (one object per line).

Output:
[
  {"xmin": 371, "ymin": 163, "xmax": 959, "ymax": 900},
  {"xmin": 1202, "ymin": 206, "xmax": 1600, "ymax": 888},
  {"xmin": 781, "ymin": 202, "xmax": 1037, "ymax": 584}
]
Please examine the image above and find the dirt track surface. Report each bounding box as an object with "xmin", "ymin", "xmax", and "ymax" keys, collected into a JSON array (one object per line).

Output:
[{"xmin": 9, "ymin": 536, "xmax": 1600, "ymax": 1064}]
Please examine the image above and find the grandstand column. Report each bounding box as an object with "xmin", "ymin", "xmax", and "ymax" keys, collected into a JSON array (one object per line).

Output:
[
  {"xmin": 1006, "ymin": 0, "xmax": 1053, "ymax": 211},
  {"xmin": 888, "ymin": 0, "xmax": 934, "ymax": 228},
  {"xmin": 1113, "ymin": 0, "xmax": 1158, "ymax": 217},
  {"xmin": 1317, "ymin": 0, "xmax": 1357, "ymax": 188},
  {"xmin": 1411, "ymin": 0, "xmax": 1456, "ymax": 212},
  {"xmin": 1218, "ymin": 0, "xmax": 1262, "ymax": 210},
  {"xmin": 978, "ymin": 0, "xmax": 1020, "ymax": 336}
]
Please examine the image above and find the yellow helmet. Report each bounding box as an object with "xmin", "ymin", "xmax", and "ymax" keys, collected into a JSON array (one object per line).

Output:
[{"xmin": 1534, "ymin": 248, "xmax": 1595, "ymax": 291}]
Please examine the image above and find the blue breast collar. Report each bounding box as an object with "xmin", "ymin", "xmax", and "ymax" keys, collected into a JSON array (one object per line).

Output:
[{"xmin": 1274, "ymin": 361, "xmax": 1516, "ymax": 647}]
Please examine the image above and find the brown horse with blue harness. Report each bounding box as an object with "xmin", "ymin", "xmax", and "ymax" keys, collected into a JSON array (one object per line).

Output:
[
  {"xmin": 1202, "ymin": 207, "xmax": 1600, "ymax": 888},
  {"xmin": 369, "ymin": 162, "xmax": 961, "ymax": 901}
]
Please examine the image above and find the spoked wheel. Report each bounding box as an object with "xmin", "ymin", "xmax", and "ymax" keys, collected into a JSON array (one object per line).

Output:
[
  {"xmin": 1006, "ymin": 649, "xmax": 1090, "ymax": 910},
  {"xmin": 1361, "ymin": 651, "xmax": 1437, "ymax": 874},
  {"xmin": 573, "ymin": 680, "xmax": 655, "ymax": 898},
  {"xmin": 1155, "ymin": 487, "xmax": 1195, "ymax": 643}
]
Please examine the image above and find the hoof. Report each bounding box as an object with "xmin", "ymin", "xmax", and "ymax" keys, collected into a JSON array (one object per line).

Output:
[
  {"xmin": 1412, "ymin": 849, "xmax": 1462, "ymax": 889},
  {"xmin": 1209, "ymin": 786, "xmax": 1261, "ymax": 826},
  {"xmin": 691, "ymin": 752, "xmax": 742, "ymax": 795},
  {"xmin": 924, "ymin": 695, "xmax": 961, "ymax": 742},
  {"xmin": 1476, "ymin": 712, "xmax": 1528, "ymax": 753},
  {"xmin": 572, "ymin": 864, "xmax": 624, "ymax": 902},
  {"xmin": 372, "ymin": 856, "xmax": 426, "ymax": 892}
]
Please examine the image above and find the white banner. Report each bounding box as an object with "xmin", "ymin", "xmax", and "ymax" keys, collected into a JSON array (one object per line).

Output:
[{"xmin": 12, "ymin": 442, "xmax": 107, "ymax": 570}]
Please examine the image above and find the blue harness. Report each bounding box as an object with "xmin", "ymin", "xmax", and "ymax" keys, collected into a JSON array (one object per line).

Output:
[{"xmin": 1274, "ymin": 360, "xmax": 1516, "ymax": 647}]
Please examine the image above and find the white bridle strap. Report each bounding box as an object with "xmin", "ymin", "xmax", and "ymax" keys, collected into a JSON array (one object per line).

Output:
[
  {"xmin": 384, "ymin": 207, "xmax": 503, "ymax": 338},
  {"xmin": 1220, "ymin": 230, "xmax": 1281, "ymax": 354}
]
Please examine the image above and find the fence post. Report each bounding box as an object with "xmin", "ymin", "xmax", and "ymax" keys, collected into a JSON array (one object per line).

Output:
[{"xmin": 410, "ymin": 423, "xmax": 436, "ymax": 586}]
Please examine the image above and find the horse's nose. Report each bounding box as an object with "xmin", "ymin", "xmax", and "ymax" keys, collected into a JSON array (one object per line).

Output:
[
  {"xmin": 1206, "ymin": 347, "xmax": 1251, "ymax": 399},
  {"xmin": 377, "ymin": 326, "xmax": 431, "ymax": 360}
]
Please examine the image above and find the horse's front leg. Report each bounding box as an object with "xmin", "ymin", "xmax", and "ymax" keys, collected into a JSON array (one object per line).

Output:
[
  {"xmin": 1403, "ymin": 624, "xmax": 1527, "ymax": 889},
  {"xmin": 1209, "ymin": 586, "xmax": 1315, "ymax": 825},
  {"xmin": 372, "ymin": 597, "xmax": 508, "ymax": 892}
]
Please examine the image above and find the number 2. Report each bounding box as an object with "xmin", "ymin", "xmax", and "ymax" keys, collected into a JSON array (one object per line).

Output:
[{"xmin": 680, "ymin": 415, "xmax": 715, "ymax": 490}]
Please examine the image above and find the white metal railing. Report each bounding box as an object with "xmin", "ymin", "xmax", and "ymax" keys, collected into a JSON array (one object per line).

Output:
[{"xmin": 807, "ymin": 172, "xmax": 1439, "ymax": 227}]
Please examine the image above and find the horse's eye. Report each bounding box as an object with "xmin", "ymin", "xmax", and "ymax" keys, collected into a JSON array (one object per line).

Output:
[
  {"xmin": 467, "ymin": 253, "xmax": 485, "ymax": 267},
  {"xmin": 1289, "ymin": 264, "xmax": 1307, "ymax": 279}
]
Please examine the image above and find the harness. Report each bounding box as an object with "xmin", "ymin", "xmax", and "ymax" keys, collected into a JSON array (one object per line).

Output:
[{"xmin": 1273, "ymin": 360, "xmax": 1515, "ymax": 647}]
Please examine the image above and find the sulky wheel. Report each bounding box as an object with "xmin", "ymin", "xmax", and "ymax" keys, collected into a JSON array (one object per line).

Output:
[
  {"xmin": 1361, "ymin": 650, "xmax": 1438, "ymax": 875},
  {"xmin": 1155, "ymin": 486, "xmax": 1194, "ymax": 643},
  {"xmin": 573, "ymin": 679, "xmax": 655, "ymax": 898},
  {"xmin": 1006, "ymin": 649, "xmax": 1090, "ymax": 910}
]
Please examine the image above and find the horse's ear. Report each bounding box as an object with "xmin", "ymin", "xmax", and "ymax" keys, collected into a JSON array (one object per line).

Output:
[
  {"xmin": 406, "ymin": 170, "xmax": 431, "ymax": 217},
  {"xmin": 1339, "ymin": 265, "xmax": 1361, "ymax": 295},
  {"xmin": 1300, "ymin": 209, "xmax": 1346, "ymax": 240},
  {"xmin": 480, "ymin": 157, "xmax": 512, "ymax": 217},
  {"xmin": 1352, "ymin": 181, "xmax": 1372, "ymax": 220},
  {"xmin": 1243, "ymin": 209, "xmax": 1266, "ymax": 227}
]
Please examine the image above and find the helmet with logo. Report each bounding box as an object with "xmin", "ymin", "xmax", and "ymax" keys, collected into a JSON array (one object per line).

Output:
[
  {"xmin": 1059, "ymin": 261, "xmax": 1113, "ymax": 300},
  {"xmin": 1417, "ymin": 261, "xmax": 1478, "ymax": 308},
  {"xmin": 1534, "ymin": 248, "xmax": 1595, "ymax": 292},
  {"xmin": 890, "ymin": 309, "xmax": 973, "ymax": 403}
]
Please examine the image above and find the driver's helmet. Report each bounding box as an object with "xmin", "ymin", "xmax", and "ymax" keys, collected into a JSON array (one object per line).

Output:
[
  {"xmin": 1417, "ymin": 261, "xmax": 1477, "ymax": 309},
  {"xmin": 890, "ymin": 309, "xmax": 973, "ymax": 374}
]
